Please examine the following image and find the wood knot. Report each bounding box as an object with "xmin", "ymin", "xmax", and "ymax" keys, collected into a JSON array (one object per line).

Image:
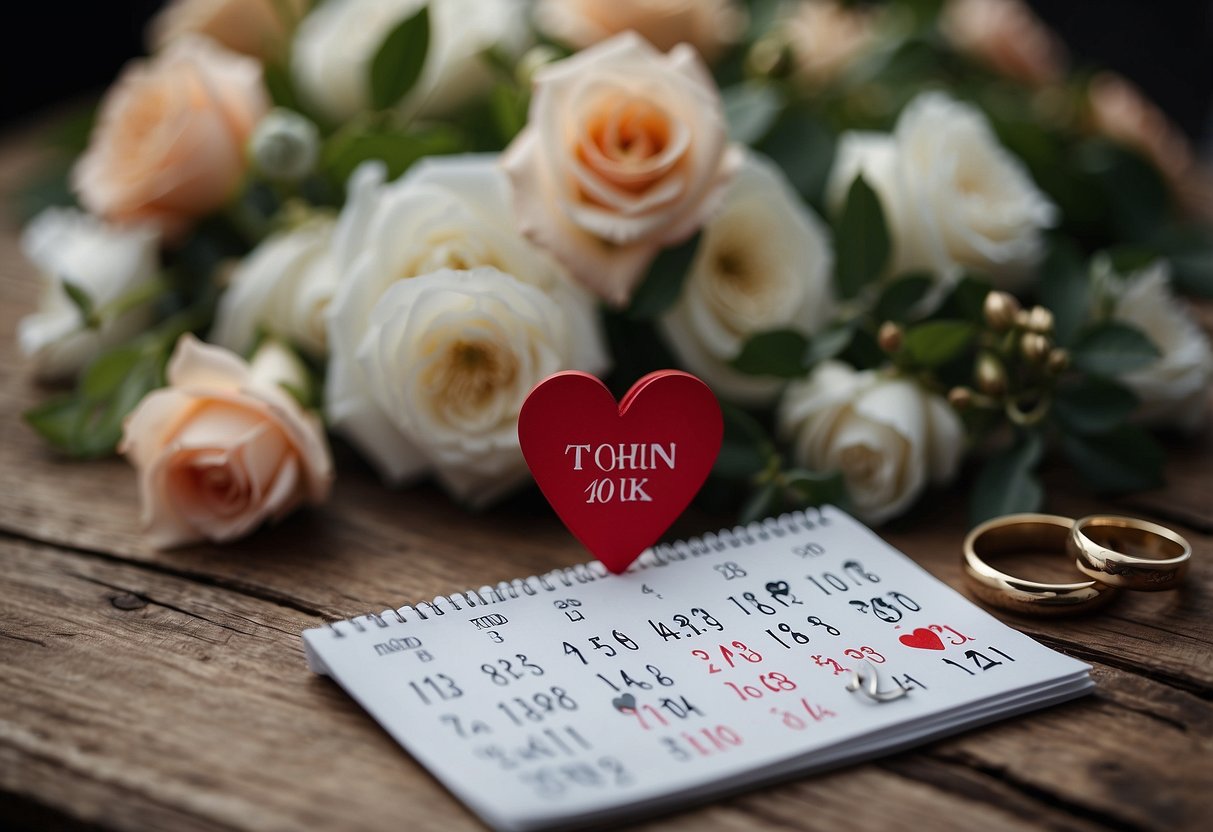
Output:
[{"xmin": 110, "ymin": 592, "xmax": 147, "ymax": 611}]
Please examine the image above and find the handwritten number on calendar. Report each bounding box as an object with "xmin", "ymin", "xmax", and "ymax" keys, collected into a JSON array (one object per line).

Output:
[
  {"xmin": 843, "ymin": 645, "xmax": 885, "ymax": 664},
  {"xmin": 481, "ymin": 655, "xmax": 545, "ymax": 686},
  {"xmin": 408, "ymin": 673, "xmax": 463, "ymax": 705},
  {"xmin": 930, "ymin": 624, "xmax": 974, "ymax": 645},
  {"xmin": 497, "ymin": 686, "xmax": 578, "ymax": 726},
  {"xmin": 727, "ymin": 593, "xmax": 777, "ymax": 616},
  {"xmin": 596, "ymin": 665, "xmax": 675, "ymax": 692},
  {"xmin": 724, "ymin": 672, "xmax": 797, "ymax": 701},
  {"xmin": 661, "ymin": 726, "xmax": 743, "ymax": 761},
  {"xmin": 943, "ymin": 647, "xmax": 1015, "ymax": 675},
  {"xmin": 621, "ymin": 696, "xmax": 705, "ymax": 731},
  {"xmin": 715, "ymin": 561, "xmax": 747, "ymax": 580},
  {"xmin": 562, "ymin": 631, "xmax": 641, "ymax": 664},
  {"xmin": 849, "ymin": 592, "xmax": 921, "ymax": 622},
  {"xmin": 648, "ymin": 608, "xmax": 723, "ymax": 642},
  {"xmin": 806, "ymin": 561, "xmax": 880, "ymax": 596},
  {"xmin": 765, "ymin": 581, "xmax": 803, "ymax": 607},
  {"xmin": 691, "ymin": 641, "xmax": 763, "ymax": 674},
  {"xmin": 792, "ymin": 542, "xmax": 826, "ymax": 558}
]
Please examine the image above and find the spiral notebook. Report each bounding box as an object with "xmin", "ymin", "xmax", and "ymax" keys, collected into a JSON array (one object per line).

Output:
[{"xmin": 302, "ymin": 506, "xmax": 1091, "ymax": 831}]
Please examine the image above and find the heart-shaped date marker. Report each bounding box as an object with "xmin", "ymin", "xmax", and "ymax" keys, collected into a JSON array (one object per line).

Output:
[
  {"xmin": 898, "ymin": 628, "xmax": 945, "ymax": 651},
  {"xmin": 518, "ymin": 371, "xmax": 722, "ymax": 574}
]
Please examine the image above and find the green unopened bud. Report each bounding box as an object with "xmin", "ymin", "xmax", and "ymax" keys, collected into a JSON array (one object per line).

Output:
[
  {"xmin": 982, "ymin": 291, "xmax": 1021, "ymax": 331},
  {"xmin": 947, "ymin": 386, "xmax": 974, "ymax": 409},
  {"xmin": 249, "ymin": 108, "xmax": 319, "ymax": 182},
  {"xmin": 975, "ymin": 352, "xmax": 1007, "ymax": 396},
  {"xmin": 516, "ymin": 45, "xmax": 561, "ymax": 87},
  {"xmin": 1020, "ymin": 332, "xmax": 1051, "ymax": 363},
  {"xmin": 1025, "ymin": 306, "xmax": 1055, "ymax": 334},
  {"xmin": 877, "ymin": 321, "xmax": 904, "ymax": 354},
  {"xmin": 1047, "ymin": 348, "xmax": 1070, "ymax": 374}
]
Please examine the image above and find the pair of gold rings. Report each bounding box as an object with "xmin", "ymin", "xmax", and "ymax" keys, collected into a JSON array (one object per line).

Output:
[{"xmin": 963, "ymin": 513, "xmax": 1192, "ymax": 616}]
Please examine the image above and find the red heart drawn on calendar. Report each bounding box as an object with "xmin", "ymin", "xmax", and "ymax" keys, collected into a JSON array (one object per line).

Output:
[
  {"xmin": 898, "ymin": 628, "xmax": 945, "ymax": 651},
  {"xmin": 518, "ymin": 371, "xmax": 722, "ymax": 574}
]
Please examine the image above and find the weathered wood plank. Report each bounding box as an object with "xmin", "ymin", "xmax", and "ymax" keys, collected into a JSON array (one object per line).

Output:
[{"xmin": 4, "ymin": 536, "xmax": 1206, "ymax": 832}]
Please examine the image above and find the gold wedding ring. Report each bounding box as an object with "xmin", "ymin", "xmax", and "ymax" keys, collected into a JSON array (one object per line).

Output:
[
  {"xmin": 963, "ymin": 514, "xmax": 1119, "ymax": 615},
  {"xmin": 1069, "ymin": 515, "xmax": 1191, "ymax": 591}
]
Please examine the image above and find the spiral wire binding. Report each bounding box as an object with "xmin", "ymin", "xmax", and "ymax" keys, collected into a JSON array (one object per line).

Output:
[{"xmin": 325, "ymin": 507, "xmax": 830, "ymax": 637}]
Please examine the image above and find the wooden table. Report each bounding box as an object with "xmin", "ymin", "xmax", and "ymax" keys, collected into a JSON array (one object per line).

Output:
[{"xmin": 1, "ymin": 118, "xmax": 1210, "ymax": 832}]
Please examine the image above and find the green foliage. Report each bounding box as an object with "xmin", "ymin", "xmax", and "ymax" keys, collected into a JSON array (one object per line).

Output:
[
  {"xmin": 369, "ymin": 6, "xmax": 430, "ymax": 110},
  {"xmin": 902, "ymin": 321, "xmax": 975, "ymax": 368},
  {"xmin": 834, "ymin": 175, "xmax": 891, "ymax": 300},
  {"xmin": 1052, "ymin": 376, "xmax": 1138, "ymax": 435},
  {"xmin": 1070, "ymin": 322, "xmax": 1160, "ymax": 377},
  {"xmin": 322, "ymin": 123, "xmax": 463, "ymax": 184},
  {"xmin": 874, "ymin": 274, "xmax": 933, "ymax": 322},
  {"xmin": 969, "ymin": 432, "xmax": 1043, "ymax": 527},
  {"xmin": 625, "ymin": 233, "xmax": 702, "ymax": 320},
  {"xmin": 1037, "ymin": 240, "xmax": 1090, "ymax": 346},
  {"xmin": 754, "ymin": 107, "xmax": 836, "ymax": 207},
  {"xmin": 730, "ymin": 330, "xmax": 811, "ymax": 378},
  {"xmin": 723, "ymin": 82, "xmax": 784, "ymax": 144},
  {"xmin": 715, "ymin": 404, "xmax": 774, "ymax": 480},
  {"xmin": 1061, "ymin": 424, "xmax": 1165, "ymax": 494}
]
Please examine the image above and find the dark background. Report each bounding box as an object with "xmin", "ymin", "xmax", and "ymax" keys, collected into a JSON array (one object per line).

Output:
[{"xmin": 1, "ymin": 0, "xmax": 1211, "ymax": 148}]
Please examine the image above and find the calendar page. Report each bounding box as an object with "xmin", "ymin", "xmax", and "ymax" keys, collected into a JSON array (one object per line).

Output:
[{"xmin": 303, "ymin": 507, "xmax": 1091, "ymax": 831}]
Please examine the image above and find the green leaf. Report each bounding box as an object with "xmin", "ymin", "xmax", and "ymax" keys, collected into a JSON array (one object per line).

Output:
[
  {"xmin": 902, "ymin": 320, "xmax": 976, "ymax": 367},
  {"xmin": 322, "ymin": 124, "xmax": 462, "ymax": 184},
  {"xmin": 1076, "ymin": 139, "xmax": 1170, "ymax": 242},
  {"xmin": 1152, "ymin": 226, "xmax": 1213, "ymax": 298},
  {"xmin": 1070, "ymin": 322, "xmax": 1160, "ymax": 377},
  {"xmin": 874, "ymin": 274, "xmax": 933, "ymax": 322},
  {"xmin": 936, "ymin": 274, "xmax": 991, "ymax": 323},
  {"xmin": 489, "ymin": 82, "xmax": 528, "ymax": 144},
  {"xmin": 1037, "ymin": 240, "xmax": 1090, "ymax": 346},
  {"xmin": 782, "ymin": 469, "xmax": 847, "ymax": 507},
  {"xmin": 739, "ymin": 481, "xmax": 780, "ymax": 525},
  {"xmin": 755, "ymin": 108, "xmax": 835, "ymax": 206},
  {"xmin": 263, "ymin": 62, "xmax": 301, "ymax": 112},
  {"xmin": 722, "ymin": 82, "xmax": 783, "ymax": 144},
  {"xmin": 625, "ymin": 233, "xmax": 701, "ymax": 320},
  {"xmin": 834, "ymin": 175, "xmax": 891, "ymax": 300},
  {"xmin": 1061, "ymin": 424, "xmax": 1165, "ymax": 494},
  {"xmin": 731, "ymin": 330, "xmax": 811, "ymax": 378},
  {"xmin": 715, "ymin": 404, "xmax": 773, "ymax": 480},
  {"xmin": 969, "ymin": 433, "xmax": 1043, "ymax": 527},
  {"xmin": 61, "ymin": 280, "xmax": 96, "ymax": 328},
  {"xmin": 369, "ymin": 6, "xmax": 430, "ymax": 110},
  {"xmin": 1052, "ymin": 376, "xmax": 1139, "ymax": 435},
  {"xmin": 803, "ymin": 325, "xmax": 854, "ymax": 367},
  {"xmin": 80, "ymin": 344, "xmax": 144, "ymax": 400}
]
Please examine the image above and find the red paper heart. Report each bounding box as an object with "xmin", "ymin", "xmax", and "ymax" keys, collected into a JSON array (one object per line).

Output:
[
  {"xmin": 518, "ymin": 371, "xmax": 722, "ymax": 574},
  {"xmin": 898, "ymin": 628, "xmax": 945, "ymax": 651}
]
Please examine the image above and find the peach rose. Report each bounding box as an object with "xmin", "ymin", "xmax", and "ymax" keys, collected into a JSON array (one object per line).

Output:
[
  {"xmin": 940, "ymin": 0, "xmax": 1068, "ymax": 88},
  {"xmin": 782, "ymin": 0, "xmax": 880, "ymax": 89},
  {"xmin": 121, "ymin": 335, "xmax": 332, "ymax": 549},
  {"xmin": 1088, "ymin": 72, "xmax": 1196, "ymax": 187},
  {"xmin": 147, "ymin": 0, "xmax": 308, "ymax": 61},
  {"xmin": 73, "ymin": 36, "xmax": 269, "ymax": 240},
  {"xmin": 534, "ymin": 0, "xmax": 746, "ymax": 63},
  {"xmin": 502, "ymin": 32, "xmax": 740, "ymax": 307}
]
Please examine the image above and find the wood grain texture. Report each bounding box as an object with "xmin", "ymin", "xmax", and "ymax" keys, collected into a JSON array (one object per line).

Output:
[{"xmin": 1, "ymin": 117, "xmax": 1211, "ymax": 832}]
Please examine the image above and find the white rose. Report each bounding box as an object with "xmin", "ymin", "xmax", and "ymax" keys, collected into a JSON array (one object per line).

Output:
[
  {"xmin": 778, "ymin": 361, "xmax": 964, "ymax": 525},
  {"xmin": 325, "ymin": 155, "xmax": 608, "ymax": 500},
  {"xmin": 210, "ymin": 217, "xmax": 337, "ymax": 358},
  {"xmin": 349, "ymin": 267, "xmax": 576, "ymax": 505},
  {"xmin": 17, "ymin": 208, "xmax": 160, "ymax": 380},
  {"xmin": 659, "ymin": 150, "xmax": 835, "ymax": 405},
  {"xmin": 827, "ymin": 92, "xmax": 1057, "ymax": 309},
  {"xmin": 291, "ymin": 0, "xmax": 529, "ymax": 123},
  {"xmin": 1111, "ymin": 262, "xmax": 1213, "ymax": 433}
]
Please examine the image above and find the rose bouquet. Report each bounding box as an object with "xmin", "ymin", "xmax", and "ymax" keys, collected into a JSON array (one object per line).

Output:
[{"xmin": 15, "ymin": 0, "xmax": 1213, "ymax": 547}]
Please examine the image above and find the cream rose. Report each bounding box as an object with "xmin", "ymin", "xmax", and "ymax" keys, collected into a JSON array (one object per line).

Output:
[
  {"xmin": 827, "ymin": 92, "xmax": 1057, "ymax": 307},
  {"xmin": 659, "ymin": 150, "xmax": 834, "ymax": 405},
  {"xmin": 502, "ymin": 31, "xmax": 741, "ymax": 306},
  {"xmin": 1111, "ymin": 262, "xmax": 1213, "ymax": 433},
  {"xmin": 940, "ymin": 0, "xmax": 1067, "ymax": 88},
  {"xmin": 778, "ymin": 361, "xmax": 964, "ymax": 525},
  {"xmin": 343, "ymin": 268, "xmax": 577, "ymax": 505},
  {"xmin": 210, "ymin": 216, "xmax": 337, "ymax": 359},
  {"xmin": 121, "ymin": 336, "xmax": 332, "ymax": 549},
  {"xmin": 325, "ymin": 156, "xmax": 608, "ymax": 498},
  {"xmin": 534, "ymin": 0, "xmax": 746, "ymax": 63},
  {"xmin": 782, "ymin": 0, "xmax": 879, "ymax": 88},
  {"xmin": 291, "ymin": 0, "xmax": 529, "ymax": 123},
  {"xmin": 72, "ymin": 36, "xmax": 268, "ymax": 240},
  {"xmin": 17, "ymin": 208, "xmax": 160, "ymax": 380},
  {"xmin": 147, "ymin": 0, "xmax": 308, "ymax": 61}
]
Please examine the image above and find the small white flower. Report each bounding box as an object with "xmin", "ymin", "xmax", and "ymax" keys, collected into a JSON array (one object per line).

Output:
[
  {"xmin": 291, "ymin": 0, "xmax": 529, "ymax": 123},
  {"xmin": 1112, "ymin": 262, "xmax": 1213, "ymax": 433},
  {"xmin": 778, "ymin": 361, "xmax": 964, "ymax": 525},
  {"xmin": 324, "ymin": 154, "xmax": 608, "ymax": 502},
  {"xmin": 210, "ymin": 216, "xmax": 337, "ymax": 358},
  {"xmin": 248, "ymin": 108, "xmax": 320, "ymax": 182},
  {"xmin": 660, "ymin": 150, "xmax": 835, "ymax": 405},
  {"xmin": 18, "ymin": 208, "xmax": 160, "ymax": 379},
  {"xmin": 827, "ymin": 92, "xmax": 1057, "ymax": 310}
]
